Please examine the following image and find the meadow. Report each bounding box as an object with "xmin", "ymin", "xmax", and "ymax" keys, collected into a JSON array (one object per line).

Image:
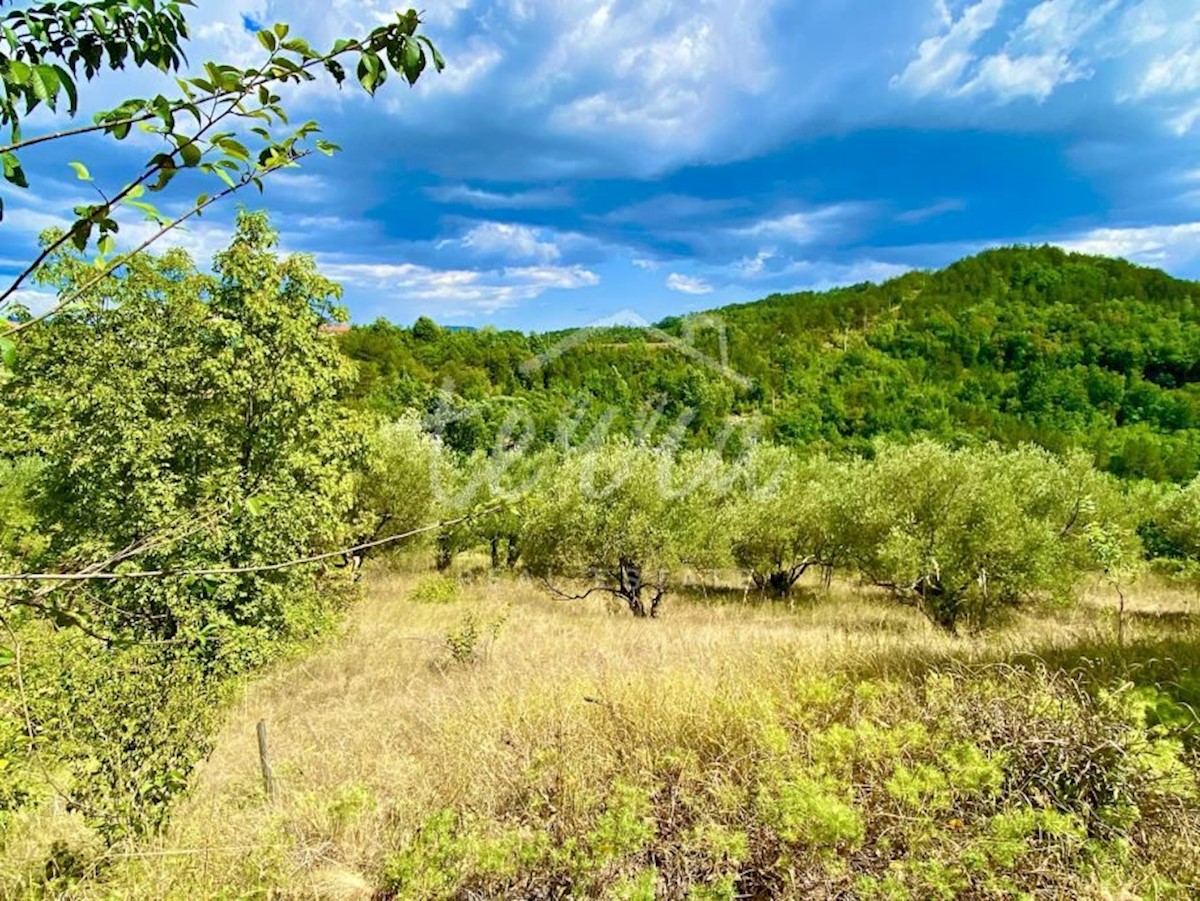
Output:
[{"xmin": 9, "ymin": 563, "xmax": 1194, "ymax": 900}]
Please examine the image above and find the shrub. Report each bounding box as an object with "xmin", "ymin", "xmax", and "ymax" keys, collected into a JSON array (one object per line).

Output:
[
  {"xmin": 410, "ymin": 574, "xmax": 461, "ymax": 604},
  {"xmin": 378, "ymin": 667, "xmax": 1200, "ymax": 900}
]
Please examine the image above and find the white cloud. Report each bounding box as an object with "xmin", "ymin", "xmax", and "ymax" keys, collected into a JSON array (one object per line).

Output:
[
  {"xmin": 733, "ymin": 204, "xmax": 865, "ymax": 246},
  {"xmin": 266, "ymin": 172, "xmax": 329, "ymax": 194},
  {"xmin": 434, "ymin": 40, "xmax": 504, "ymax": 94},
  {"xmin": 1014, "ymin": 0, "xmax": 1119, "ymax": 52},
  {"xmin": 1135, "ymin": 43, "xmax": 1200, "ymax": 98},
  {"xmin": 666, "ymin": 273, "xmax": 714, "ymax": 295},
  {"xmin": 720, "ymin": 254, "xmax": 913, "ymax": 290},
  {"xmin": 318, "ymin": 259, "xmax": 599, "ymax": 312},
  {"xmin": 894, "ymin": 0, "xmax": 1117, "ymax": 103},
  {"xmin": 735, "ymin": 249, "xmax": 775, "ymax": 275},
  {"xmin": 426, "ymin": 183, "xmax": 572, "ymax": 209},
  {"xmin": 538, "ymin": 0, "xmax": 779, "ymax": 158},
  {"xmin": 1058, "ymin": 221, "xmax": 1200, "ymax": 268},
  {"xmin": 444, "ymin": 221, "xmax": 563, "ymax": 263},
  {"xmin": 897, "ymin": 198, "xmax": 966, "ymax": 223},
  {"xmin": 891, "ymin": 0, "xmax": 1004, "ymax": 96},
  {"xmin": 1115, "ymin": 3, "xmax": 1200, "ymax": 132},
  {"xmin": 960, "ymin": 50, "xmax": 1083, "ymax": 102}
]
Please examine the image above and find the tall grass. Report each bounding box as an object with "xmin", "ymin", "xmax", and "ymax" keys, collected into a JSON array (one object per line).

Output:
[{"xmin": 8, "ymin": 568, "xmax": 1200, "ymax": 899}]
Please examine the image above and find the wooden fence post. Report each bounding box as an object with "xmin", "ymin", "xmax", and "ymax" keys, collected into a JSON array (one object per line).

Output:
[{"xmin": 256, "ymin": 719, "xmax": 277, "ymax": 804}]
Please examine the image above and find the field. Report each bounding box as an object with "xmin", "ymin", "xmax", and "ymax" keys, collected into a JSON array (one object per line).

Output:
[{"xmin": 13, "ymin": 564, "xmax": 1195, "ymax": 900}]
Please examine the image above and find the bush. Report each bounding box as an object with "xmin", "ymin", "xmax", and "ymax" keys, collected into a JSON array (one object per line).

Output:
[
  {"xmin": 379, "ymin": 667, "xmax": 1200, "ymax": 900},
  {"xmin": 410, "ymin": 574, "xmax": 462, "ymax": 605}
]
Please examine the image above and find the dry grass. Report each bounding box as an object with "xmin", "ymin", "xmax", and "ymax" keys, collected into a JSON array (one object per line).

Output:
[{"xmin": 47, "ymin": 567, "xmax": 1200, "ymax": 899}]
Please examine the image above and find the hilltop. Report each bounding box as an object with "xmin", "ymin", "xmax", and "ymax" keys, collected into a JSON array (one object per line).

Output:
[{"xmin": 340, "ymin": 246, "xmax": 1200, "ymax": 480}]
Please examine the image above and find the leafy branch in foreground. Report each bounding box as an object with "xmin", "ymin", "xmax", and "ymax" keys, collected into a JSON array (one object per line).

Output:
[{"xmin": 0, "ymin": 3, "xmax": 444, "ymax": 322}]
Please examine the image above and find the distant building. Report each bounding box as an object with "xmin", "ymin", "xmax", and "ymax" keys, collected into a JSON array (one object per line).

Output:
[{"xmin": 318, "ymin": 323, "xmax": 352, "ymax": 335}]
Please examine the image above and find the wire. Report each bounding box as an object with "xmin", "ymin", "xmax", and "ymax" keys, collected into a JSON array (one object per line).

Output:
[{"xmin": 0, "ymin": 507, "xmax": 498, "ymax": 584}]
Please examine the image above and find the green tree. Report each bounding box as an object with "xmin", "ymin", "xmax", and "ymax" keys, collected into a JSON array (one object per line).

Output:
[
  {"xmin": 729, "ymin": 446, "xmax": 846, "ymax": 596},
  {"xmin": 4, "ymin": 211, "xmax": 361, "ymax": 663},
  {"xmin": 843, "ymin": 442, "xmax": 1131, "ymax": 633},
  {"xmin": 521, "ymin": 442, "xmax": 729, "ymax": 617},
  {"xmin": 0, "ymin": 212, "xmax": 371, "ymax": 837},
  {"xmin": 349, "ymin": 414, "xmax": 449, "ymax": 569}
]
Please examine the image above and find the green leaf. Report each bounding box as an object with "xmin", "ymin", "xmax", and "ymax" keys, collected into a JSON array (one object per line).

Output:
[
  {"xmin": 215, "ymin": 136, "xmax": 250, "ymax": 162},
  {"xmin": 2, "ymin": 152, "xmax": 28, "ymax": 189},
  {"xmin": 324, "ymin": 58, "xmax": 346, "ymax": 85},
  {"xmin": 401, "ymin": 39, "xmax": 425, "ymax": 86},
  {"xmin": 68, "ymin": 161, "xmax": 92, "ymax": 182},
  {"xmin": 419, "ymin": 36, "xmax": 446, "ymax": 73},
  {"xmin": 0, "ymin": 645, "xmax": 14, "ymax": 668},
  {"xmin": 29, "ymin": 65, "xmax": 61, "ymax": 109},
  {"xmin": 273, "ymin": 22, "xmax": 290, "ymax": 39},
  {"xmin": 98, "ymin": 235, "xmax": 116, "ymax": 255},
  {"xmin": 54, "ymin": 65, "xmax": 78, "ymax": 115},
  {"xmin": 281, "ymin": 38, "xmax": 314, "ymax": 57},
  {"xmin": 0, "ymin": 336, "xmax": 16, "ymax": 370},
  {"xmin": 6, "ymin": 59, "xmax": 30, "ymax": 86},
  {"xmin": 127, "ymin": 199, "xmax": 163, "ymax": 221},
  {"xmin": 357, "ymin": 51, "xmax": 384, "ymax": 95},
  {"xmin": 179, "ymin": 141, "xmax": 202, "ymax": 167},
  {"xmin": 150, "ymin": 164, "xmax": 178, "ymax": 193},
  {"xmin": 257, "ymin": 29, "xmax": 276, "ymax": 52},
  {"xmin": 70, "ymin": 221, "xmax": 93, "ymax": 252}
]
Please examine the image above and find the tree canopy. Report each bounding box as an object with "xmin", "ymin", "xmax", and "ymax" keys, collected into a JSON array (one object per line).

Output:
[{"xmin": 339, "ymin": 246, "xmax": 1200, "ymax": 481}]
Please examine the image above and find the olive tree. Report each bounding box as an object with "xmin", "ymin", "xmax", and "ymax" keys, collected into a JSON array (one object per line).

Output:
[
  {"xmin": 455, "ymin": 448, "xmax": 553, "ymax": 570},
  {"xmin": 521, "ymin": 442, "xmax": 729, "ymax": 617},
  {"xmin": 729, "ymin": 446, "xmax": 847, "ymax": 596},
  {"xmin": 844, "ymin": 442, "xmax": 1132, "ymax": 633},
  {"xmin": 348, "ymin": 414, "xmax": 449, "ymax": 569}
]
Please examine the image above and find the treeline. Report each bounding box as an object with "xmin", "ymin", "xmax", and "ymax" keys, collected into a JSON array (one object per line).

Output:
[
  {"xmin": 340, "ymin": 246, "xmax": 1200, "ymax": 481},
  {"xmin": 369, "ymin": 425, "xmax": 1197, "ymax": 632}
]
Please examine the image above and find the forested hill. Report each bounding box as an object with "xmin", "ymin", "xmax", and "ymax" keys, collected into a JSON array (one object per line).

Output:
[{"xmin": 339, "ymin": 245, "xmax": 1200, "ymax": 481}]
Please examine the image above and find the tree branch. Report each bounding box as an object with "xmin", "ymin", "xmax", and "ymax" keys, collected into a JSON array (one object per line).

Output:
[
  {"xmin": 0, "ymin": 507, "xmax": 503, "ymax": 584},
  {"xmin": 4, "ymin": 150, "xmax": 312, "ymax": 336},
  {"xmin": 538, "ymin": 578, "xmax": 622, "ymax": 603}
]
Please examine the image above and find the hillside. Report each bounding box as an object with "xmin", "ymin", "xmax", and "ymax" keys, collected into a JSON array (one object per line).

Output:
[{"xmin": 339, "ymin": 246, "xmax": 1200, "ymax": 480}]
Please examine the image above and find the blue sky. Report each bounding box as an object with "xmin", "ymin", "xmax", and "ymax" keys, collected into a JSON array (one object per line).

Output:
[{"xmin": 3, "ymin": 0, "xmax": 1200, "ymax": 331}]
